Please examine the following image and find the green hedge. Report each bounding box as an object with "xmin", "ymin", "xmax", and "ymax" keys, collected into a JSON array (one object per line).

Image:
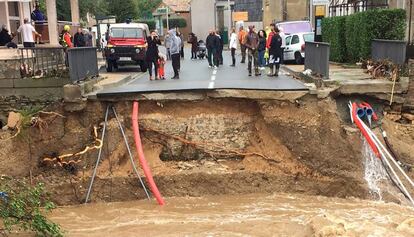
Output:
[
  {"xmin": 322, "ymin": 9, "xmax": 406, "ymax": 62},
  {"xmin": 321, "ymin": 16, "xmax": 347, "ymax": 62},
  {"xmin": 163, "ymin": 18, "xmax": 187, "ymax": 29}
]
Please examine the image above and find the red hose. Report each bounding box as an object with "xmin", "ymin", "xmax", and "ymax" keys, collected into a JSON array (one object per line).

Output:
[
  {"xmin": 352, "ymin": 102, "xmax": 381, "ymax": 158},
  {"xmin": 132, "ymin": 101, "xmax": 165, "ymax": 206}
]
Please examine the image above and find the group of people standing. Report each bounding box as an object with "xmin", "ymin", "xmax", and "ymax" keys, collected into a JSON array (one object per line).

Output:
[
  {"xmin": 144, "ymin": 23, "xmax": 285, "ymax": 81},
  {"xmin": 230, "ymin": 23, "xmax": 284, "ymax": 77},
  {"xmin": 145, "ymin": 28, "xmax": 182, "ymax": 81}
]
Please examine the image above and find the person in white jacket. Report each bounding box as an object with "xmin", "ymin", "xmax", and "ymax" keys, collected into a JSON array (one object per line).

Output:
[{"xmin": 229, "ymin": 28, "xmax": 238, "ymax": 67}]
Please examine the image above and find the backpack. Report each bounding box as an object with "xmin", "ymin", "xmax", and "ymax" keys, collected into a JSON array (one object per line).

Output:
[{"xmin": 59, "ymin": 33, "xmax": 65, "ymax": 46}]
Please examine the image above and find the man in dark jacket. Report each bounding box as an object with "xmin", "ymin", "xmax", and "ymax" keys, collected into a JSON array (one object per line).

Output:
[
  {"xmin": 243, "ymin": 26, "xmax": 260, "ymax": 76},
  {"xmin": 0, "ymin": 25, "xmax": 15, "ymax": 47},
  {"xmin": 206, "ymin": 30, "xmax": 220, "ymax": 68},
  {"xmin": 268, "ymin": 28, "xmax": 283, "ymax": 77},
  {"xmin": 73, "ymin": 28, "xmax": 86, "ymax": 47},
  {"xmin": 146, "ymin": 30, "xmax": 162, "ymax": 80}
]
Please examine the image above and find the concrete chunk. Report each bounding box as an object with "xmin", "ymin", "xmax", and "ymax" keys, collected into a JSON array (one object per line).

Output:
[
  {"xmin": 7, "ymin": 112, "xmax": 22, "ymax": 129},
  {"xmin": 63, "ymin": 84, "xmax": 82, "ymax": 102}
]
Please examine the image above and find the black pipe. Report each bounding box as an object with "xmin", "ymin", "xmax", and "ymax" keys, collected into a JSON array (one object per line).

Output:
[
  {"xmin": 380, "ymin": 127, "xmax": 412, "ymax": 172},
  {"xmin": 409, "ymin": 0, "xmax": 413, "ymax": 44}
]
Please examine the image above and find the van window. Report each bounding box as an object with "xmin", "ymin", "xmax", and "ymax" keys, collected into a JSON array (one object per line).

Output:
[
  {"xmin": 291, "ymin": 35, "xmax": 300, "ymax": 44},
  {"xmin": 285, "ymin": 36, "xmax": 292, "ymax": 46},
  {"xmin": 303, "ymin": 33, "xmax": 314, "ymax": 42},
  {"xmin": 277, "ymin": 21, "xmax": 312, "ymax": 35},
  {"xmin": 111, "ymin": 28, "xmax": 144, "ymax": 38}
]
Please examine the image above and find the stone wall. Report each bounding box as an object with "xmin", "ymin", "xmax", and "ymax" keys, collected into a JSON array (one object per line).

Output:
[{"xmin": 0, "ymin": 59, "xmax": 21, "ymax": 79}]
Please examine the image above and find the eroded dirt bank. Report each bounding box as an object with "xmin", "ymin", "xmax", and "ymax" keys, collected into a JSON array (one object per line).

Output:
[{"xmin": 1, "ymin": 95, "xmax": 413, "ymax": 205}]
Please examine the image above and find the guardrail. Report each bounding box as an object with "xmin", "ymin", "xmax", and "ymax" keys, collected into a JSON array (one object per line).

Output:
[
  {"xmin": 67, "ymin": 47, "xmax": 99, "ymax": 82},
  {"xmin": 19, "ymin": 47, "xmax": 67, "ymax": 78},
  {"xmin": 305, "ymin": 42, "xmax": 330, "ymax": 79},
  {"xmin": 372, "ymin": 39, "xmax": 407, "ymax": 65}
]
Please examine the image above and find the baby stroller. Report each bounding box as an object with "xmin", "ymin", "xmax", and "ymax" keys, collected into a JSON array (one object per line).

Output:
[{"xmin": 197, "ymin": 40, "xmax": 207, "ymax": 59}]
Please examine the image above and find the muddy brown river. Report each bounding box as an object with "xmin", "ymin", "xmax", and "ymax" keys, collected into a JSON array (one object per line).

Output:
[{"xmin": 49, "ymin": 193, "xmax": 414, "ymax": 237}]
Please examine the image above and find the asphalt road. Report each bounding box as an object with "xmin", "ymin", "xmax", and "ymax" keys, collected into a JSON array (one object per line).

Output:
[{"xmin": 97, "ymin": 48, "xmax": 307, "ymax": 96}]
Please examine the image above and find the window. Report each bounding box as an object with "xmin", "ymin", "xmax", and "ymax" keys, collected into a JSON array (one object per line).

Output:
[
  {"xmin": 303, "ymin": 33, "xmax": 314, "ymax": 42},
  {"xmin": 285, "ymin": 36, "xmax": 292, "ymax": 46},
  {"xmin": 111, "ymin": 28, "xmax": 144, "ymax": 38},
  {"xmin": 291, "ymin": 35, "xmax": 300, "ymax": 45}
]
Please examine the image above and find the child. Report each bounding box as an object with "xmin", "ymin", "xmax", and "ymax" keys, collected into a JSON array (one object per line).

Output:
[{"xmin": 158, "ymin": 52, "xmax": 167, "ymax": 80}]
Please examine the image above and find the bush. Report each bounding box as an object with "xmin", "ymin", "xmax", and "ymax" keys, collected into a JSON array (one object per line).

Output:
[
  {"xmin": 135, "ymin": 19, "xmax": 157, "ymax": 31},
  {"xmin": 163, "ymin": 18, "xmax": 187, "ymax": 29},
  {"xmin": 322, "ymin": 9, "xmax": 406, "ymax": 63},
  {"xmin": 322, "ymin": 16, "xmax": 347, "ymax": 62},
  {"xmin": 0, "ymin": 180, "xmax": 63, "ymax": 236}
]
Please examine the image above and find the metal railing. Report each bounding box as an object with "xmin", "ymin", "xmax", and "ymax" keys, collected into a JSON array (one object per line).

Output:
[
  {"xmin": 372, "ymin": 39, "xmax": 407, "ymax": 65},
  {"xmin": 305, "ymin": 42, "xmax": 330, "ymax": 79},
  {"xmin": 67, "ymin": 47, "xmax": 99, "ymax": 82},
  {"xmin": 19, "ymin": 47, "xmax": 67, "ymax": 78}
]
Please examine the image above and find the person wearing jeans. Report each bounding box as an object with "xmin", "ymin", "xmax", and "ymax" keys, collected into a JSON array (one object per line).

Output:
[
  {"xmin": 229, "ymin": 28, "xmax": 238, "ymax": 67},
  {"xmin": 257, "ymin": 30, "xmax": 267, "ymax": 69},
  {"xmin": 243, "ymin": 26, "xmax": 260, "ymax": 77},
  {"xmin": 169, "ymin": 29, "xmax": 181, "ymax": 79}
]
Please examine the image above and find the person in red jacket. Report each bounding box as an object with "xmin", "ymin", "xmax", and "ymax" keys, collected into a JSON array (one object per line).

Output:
[
  {"xmin": 63, "ymin": 25, "xmax": 73, "ymax": 48},
  {"xmin": 266, "ymin": 23, "xmax": 276, "ymax": 50}
]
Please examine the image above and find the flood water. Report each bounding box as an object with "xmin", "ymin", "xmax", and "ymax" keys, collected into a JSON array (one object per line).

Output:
[{"xmin": 49, "ymin": 193, "xmax": 414, "ymax": 237}]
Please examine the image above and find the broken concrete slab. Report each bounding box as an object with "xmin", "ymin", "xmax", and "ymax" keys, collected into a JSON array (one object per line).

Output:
[
  {"xmin": 334, "ymin": 77, "xmax": 409, "ymax": 95},
  {"xmin": 207, "ymin": 89, "xmax": 308, "ymax": 101}
]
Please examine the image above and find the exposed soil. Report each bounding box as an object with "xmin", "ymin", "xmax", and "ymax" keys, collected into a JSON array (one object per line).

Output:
[{"xmin": 0, "ymin": 94, "xmax": 413, "ymax": 206}]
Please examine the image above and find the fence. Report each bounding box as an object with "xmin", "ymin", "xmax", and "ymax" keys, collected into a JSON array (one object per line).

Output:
[
  {"xmin": 67, "ymin": 47, "xmax": 99, "ymax": 82},
  {"xmin": 371, "ymin": 39, "xmax": 407, "ymax": 65},
  {"xmin": 19, "ymin": 47, "xmax": 67, "ymax": 78},
  {"xmin": 304, "ymin": 42, "xmax": 330, "ymax": 79}
]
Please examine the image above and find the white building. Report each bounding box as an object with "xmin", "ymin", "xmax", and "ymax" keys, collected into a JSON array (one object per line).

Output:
[{"xmin": 190, "ymin": 0, "xmax": 235, "ymax": 41}]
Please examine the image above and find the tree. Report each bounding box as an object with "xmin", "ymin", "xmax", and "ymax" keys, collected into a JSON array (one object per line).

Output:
[
  {"xmin": 136, "ymin": 0, "xmax": 162, "ymax": 19},
  {"xmin": 38, "ymin": 0, "xmax": 109, "ymax": 22},
  {"xmin": 107, "ymin": 0, "xmax": 138, "ymax": 23},
  {"xmin": 0, "ymin": 180, "xmax": 63, "ymax": 236}
]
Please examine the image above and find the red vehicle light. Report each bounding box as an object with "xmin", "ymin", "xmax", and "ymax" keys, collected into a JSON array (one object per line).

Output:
[{"xmin": 301, "ymin": 44, "xmax": 305, "ymax": 52}]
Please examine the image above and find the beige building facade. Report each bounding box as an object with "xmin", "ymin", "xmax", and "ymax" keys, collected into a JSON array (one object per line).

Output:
[{"xmin": 263, "ymin": 0, "xmax": 310, "ymax": 27}]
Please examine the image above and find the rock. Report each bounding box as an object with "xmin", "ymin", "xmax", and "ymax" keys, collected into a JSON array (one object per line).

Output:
[
  {"xmin": 402, "ymin": 113, "xmax": 414, "ymax": 121},
  {"xmin": 2, "ymin": 125, "xmax": 8, "ymax": 131},
  {"xmin": 63, "ymin": 84, "xmax": 82, "ymax": 102},
  {"xmin": 7, "ymin": 112, "xmax": 22, "ymax": 129},
  {"xmin": 63, "ymin": 99, "xmax": 87, "ymax": 112},
  {"xmin": 385, "ymin": 113, "xmax": 402, "ymax": 122},
  {"xmin": 342, "ymin": 126, "xmax": 359, "ymax": 135}
]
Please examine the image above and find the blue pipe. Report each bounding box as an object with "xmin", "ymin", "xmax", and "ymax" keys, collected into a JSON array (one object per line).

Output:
[{"xmin": 357, "ymin": 108, "xmax": 366, "ymax": 118}]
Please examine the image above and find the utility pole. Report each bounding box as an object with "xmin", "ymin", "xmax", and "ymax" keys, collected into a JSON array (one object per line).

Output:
[
  {"xmin": 409, "ymin": 0, "xmax": 413, "ymax": 44},
  {"xmin": 228, "ymin": 0, "xmax": 232, "ymax": 30},
  {"xmin": 309, "ymin": 0, "xmax": 313, "ymax": 28},
  {"xmin": 166, "ymin": 7, "xmax": 170, "ymax": 30}
]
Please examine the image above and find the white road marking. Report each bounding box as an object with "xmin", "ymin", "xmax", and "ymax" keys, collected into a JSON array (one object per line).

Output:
[
  {"xmin": 212, "ymin": 69, "xmax": 217, "ymax": 75},
  {"xmin": 211, "ymin": 75, "xmax": 216, "ymax": 81},
  {"xmin": 208, "ymin": 81, "xmax": 215, "ymax": 89}
]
